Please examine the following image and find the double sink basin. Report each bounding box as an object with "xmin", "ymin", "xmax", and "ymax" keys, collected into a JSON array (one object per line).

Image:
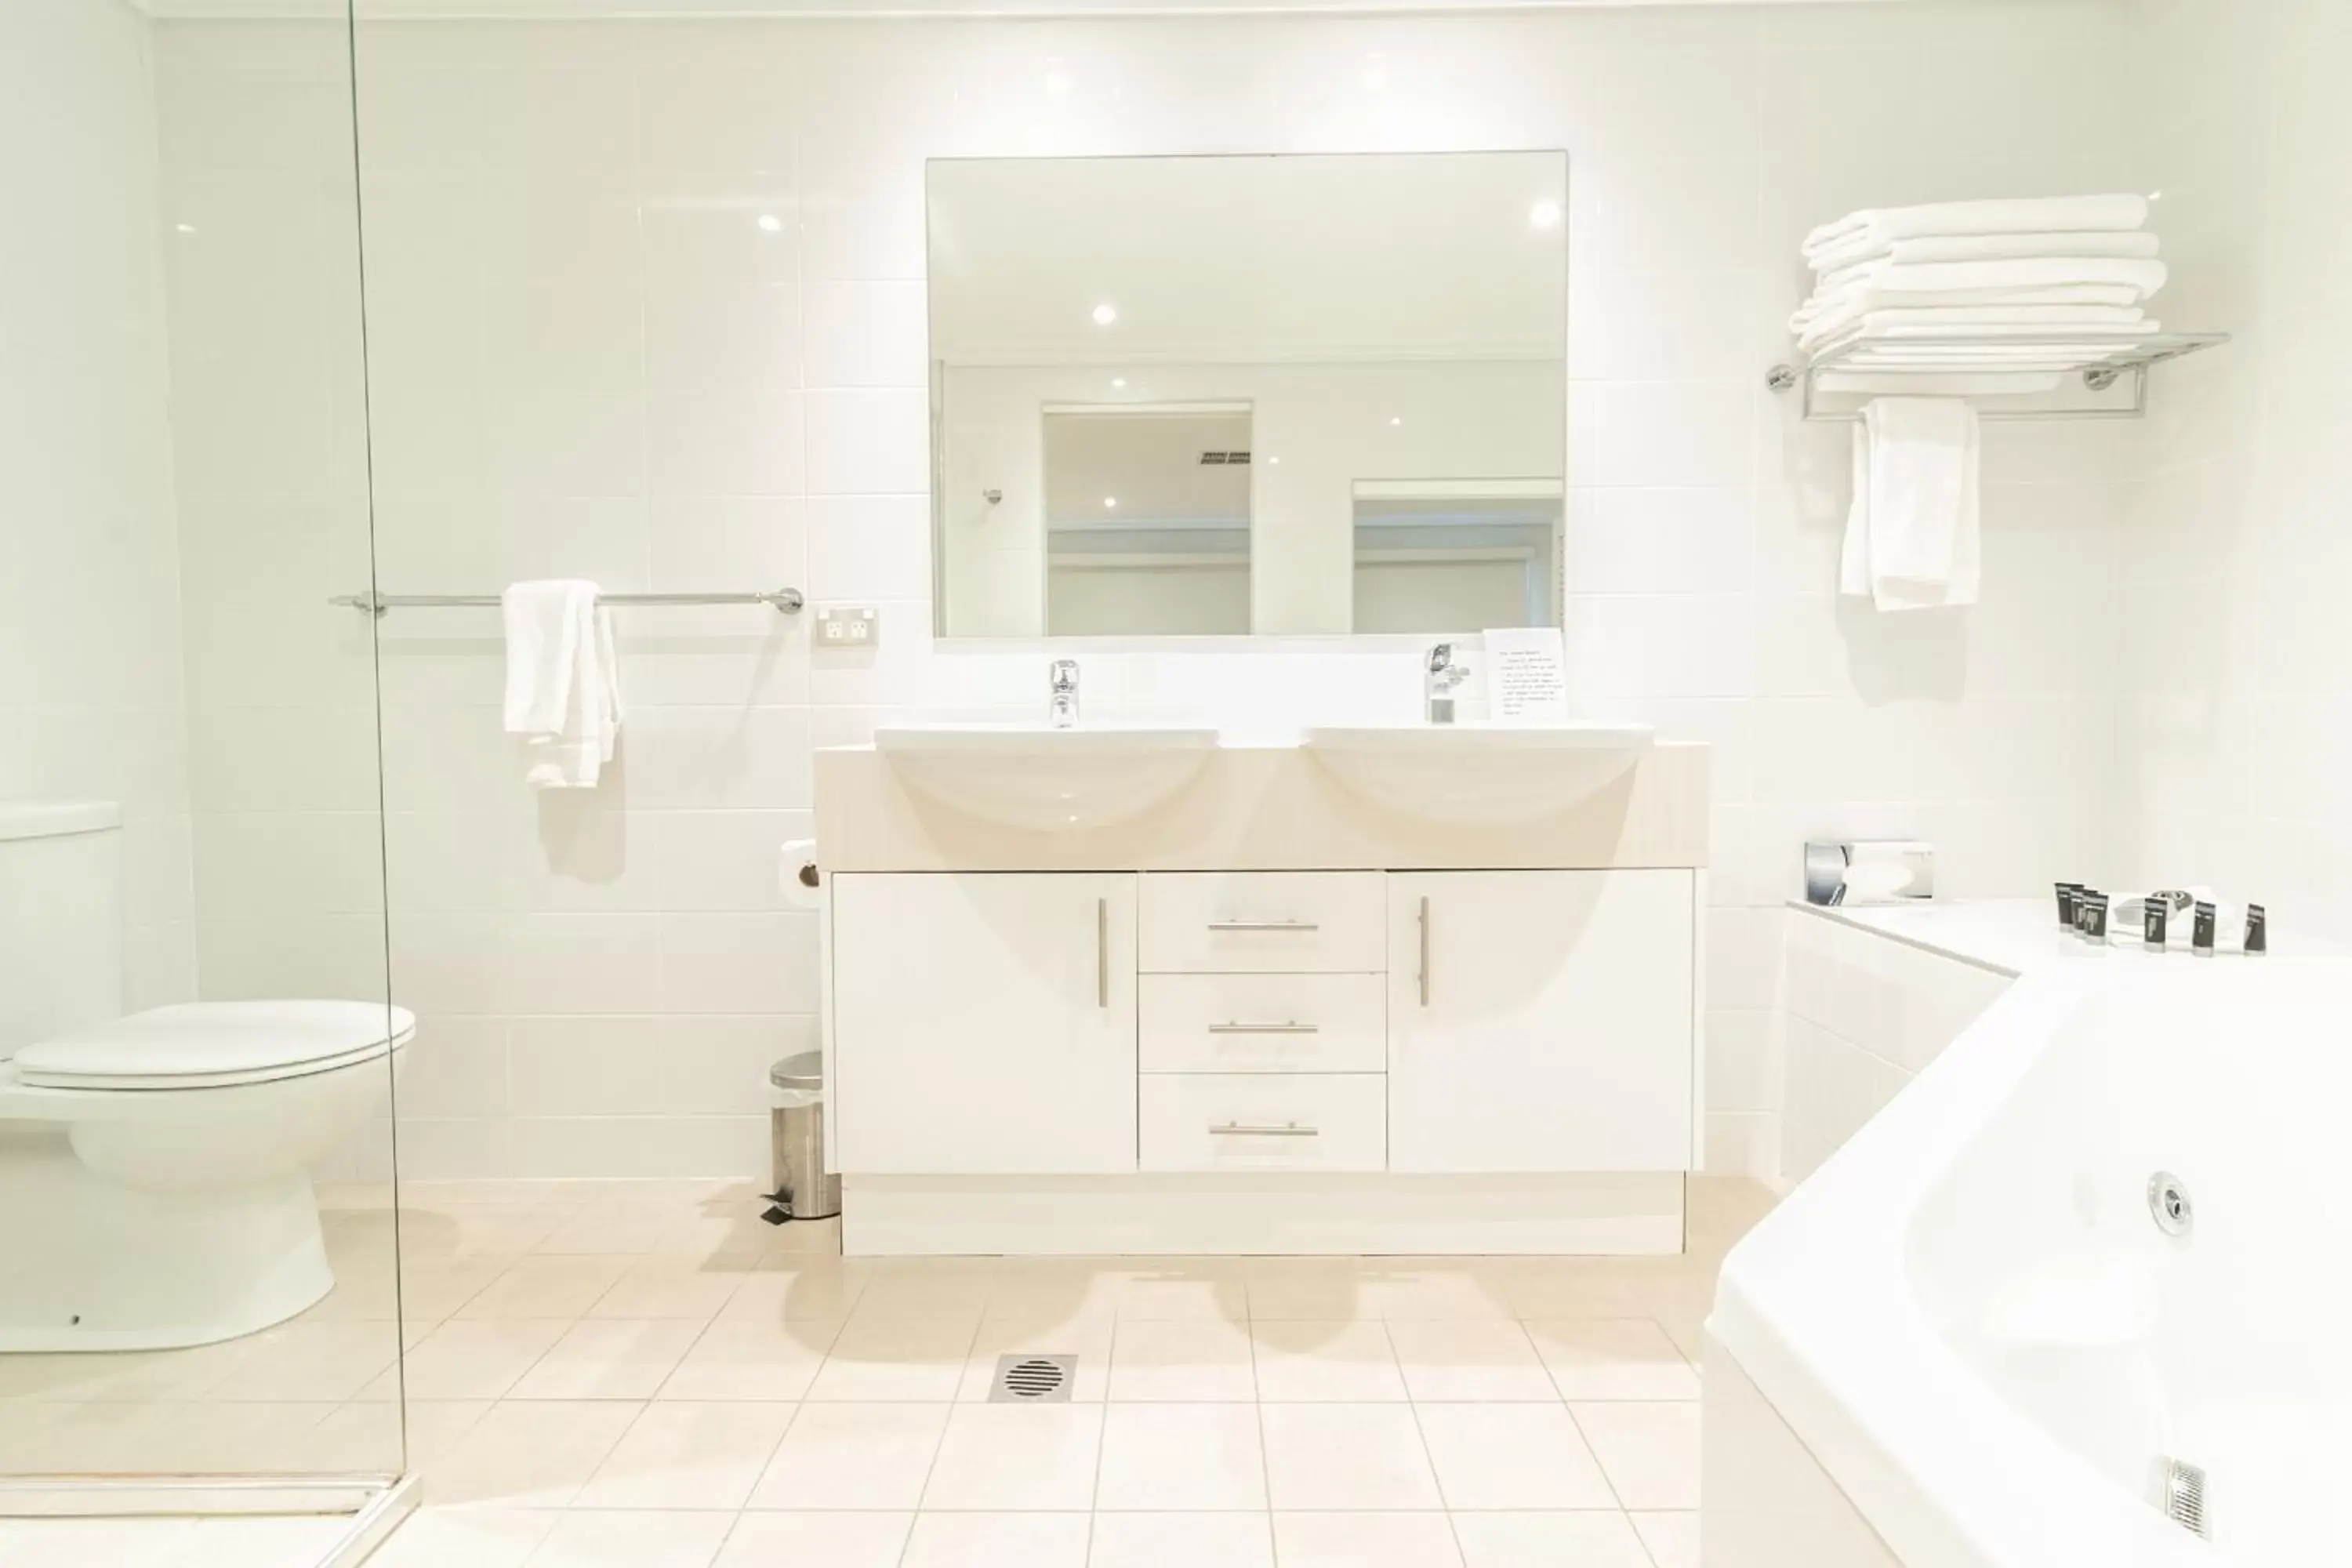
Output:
[{"xmin": 873, "ymin": 721, "xmax": 1653, "ymax": 831}]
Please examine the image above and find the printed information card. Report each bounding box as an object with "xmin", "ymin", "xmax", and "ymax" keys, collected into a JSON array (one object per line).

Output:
[{"xmin": 1483, "ymin": 626, "xmax": 1567, "ymax": 722}]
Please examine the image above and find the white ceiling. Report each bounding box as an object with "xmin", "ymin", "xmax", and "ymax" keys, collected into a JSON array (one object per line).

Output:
[{"xmin": 931, "ymin": 151, "xmax": 1567, "ymax": 366}]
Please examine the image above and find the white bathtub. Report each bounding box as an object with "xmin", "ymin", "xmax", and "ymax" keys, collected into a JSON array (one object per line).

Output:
[{"xmin": 1706, "ymin": 959, "xmax": 2352, "ymax": 1567}]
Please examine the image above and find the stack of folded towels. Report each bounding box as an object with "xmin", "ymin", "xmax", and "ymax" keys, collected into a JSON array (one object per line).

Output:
[
  {"xmin": 1802, "ymin": 194, "xmax": 2169, "ymax": 613},
  {"xmin": 1793, "ymin": 192, "xmax": 2165, "ymax": 393}
]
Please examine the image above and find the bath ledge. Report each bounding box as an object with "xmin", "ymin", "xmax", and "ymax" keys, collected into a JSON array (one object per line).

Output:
[{"xmin": 1786, "ymin": 895, "xmax": 2336, "ymax": 980}]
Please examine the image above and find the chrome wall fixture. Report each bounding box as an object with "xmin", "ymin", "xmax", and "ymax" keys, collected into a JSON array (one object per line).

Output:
[
  {"xmin": 1767, "ymin": 328, "xmax": 2230, "ymax": 422},
  {"xmin": 328, "ymin": 587, "xmax": 805, "ymax": 615}
]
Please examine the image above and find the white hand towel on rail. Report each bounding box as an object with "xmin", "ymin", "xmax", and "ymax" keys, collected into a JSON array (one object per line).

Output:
[
  {"xmin": 1805, "ymin": 193, "xmax": 2149, "ymax": 266},
  {"xmin": 501, "ymin": 579, "xmax": 625, "ymax": 789},
  {"xmin": 1839, "ymin": 398, "xmax": 1980, "ymax": 612}
]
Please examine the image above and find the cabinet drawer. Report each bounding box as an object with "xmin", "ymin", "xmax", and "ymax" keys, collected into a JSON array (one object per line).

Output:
[
  {"xmin": 1139, "ymin": 1074, "xmax": 1387, "ymax": 1173},
  {"xmin": 1141, "ymin": 873, "xmax": 1385, "ymax": 973},
  {"xmin": 1140, "ymin": 974, "xmax": 1385, "ymax": 1073}
]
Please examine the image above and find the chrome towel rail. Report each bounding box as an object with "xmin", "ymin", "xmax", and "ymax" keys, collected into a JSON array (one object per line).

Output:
[{"xmin": 328, "ymin": 587, "xmax": 804, "ymax": 615}]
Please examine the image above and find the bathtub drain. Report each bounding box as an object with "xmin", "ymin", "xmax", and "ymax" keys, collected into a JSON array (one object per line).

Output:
[
  {"xmin": 2147, "ymin": 1172, "xmax": 2192, "ymax": 1237},
  {"xmin": 2157, "ymin": 1455, "xmax": 2210, "ymax": 1540}
]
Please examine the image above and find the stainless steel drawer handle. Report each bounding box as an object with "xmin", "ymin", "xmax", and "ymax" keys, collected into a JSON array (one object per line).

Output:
[
  {"xmin": 1207, "ymin": 920, "xmax": 1319, "ymax": 932},
  {"xmin": 1206, "ymin": 1022, "xmax": 1319, "ymax": 1036},
  {"xmin": 1418, "ymin": 895, "xmax": 1431, "ymax": 1007},
  {"xmin": 1210, "ymin": 1121, "xmax": 1319, "ymax": 1138},
  {"xmin": 1097, "ymin": 897, "xmax": 1109, "ymax": 1008}
]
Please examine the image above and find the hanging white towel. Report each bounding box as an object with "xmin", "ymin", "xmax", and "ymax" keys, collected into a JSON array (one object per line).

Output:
[
  {"xmin": 1839, "ymin": 399, "xmax": 1980, "ymax": 612},
  {"xmin": 501, "ymin": 579, "xmax": 625, "ymax": 789}
]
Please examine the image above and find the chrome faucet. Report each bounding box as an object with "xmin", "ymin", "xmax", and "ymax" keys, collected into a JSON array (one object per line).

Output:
[
  {"xmin": 1425, "ymin": 642, "xmax": 1468, "ymax": 724},
  {"xmin": 1048, "ymin": 659, "xmax": 1080, "ymax": 728}
]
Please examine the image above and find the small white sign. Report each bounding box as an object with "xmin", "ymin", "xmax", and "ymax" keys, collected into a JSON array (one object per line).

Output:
[{"xmin": 1483, "ymin": 627, "xmax": 1567, "ymax": 721}]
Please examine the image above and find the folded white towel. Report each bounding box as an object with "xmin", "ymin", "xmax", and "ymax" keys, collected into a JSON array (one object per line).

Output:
[
  {"xmin": 1793, "ymin": 283, "xmax": 2151, "ymax": 342},
  {"xmin": 1804, "ymin": 193, "xmax": 2148, "ymax": 265},
  {"xmin": 1809, "ymin": 226, "xmax": 2161, "ymax": 276},
  {"xmin": 501, "ymin": 579, "xmax": 625, "ymax": 789},
  {"xmin": 1820, "ymin": 372, "xmax": 2062, "ymax": 397},
  {"xmin": 1839, "ymin": 398, "xmax": 1980, "ymax": 612}
]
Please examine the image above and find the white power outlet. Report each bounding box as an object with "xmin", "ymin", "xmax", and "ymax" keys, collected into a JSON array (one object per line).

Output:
[{"xmin": 815, "ymin": 605, "xmax": 880, "ymax": 646}]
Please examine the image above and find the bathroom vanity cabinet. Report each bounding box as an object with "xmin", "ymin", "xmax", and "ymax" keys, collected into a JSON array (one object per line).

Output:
[{"xmin": 815, "ymin": 739, "xmax": 1711, "ymax": 1255}]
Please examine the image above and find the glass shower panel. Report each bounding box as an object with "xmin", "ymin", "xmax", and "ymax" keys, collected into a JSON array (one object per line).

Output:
[{"xmin": 0, "ymin": 0, "xmax": 403, "ymax": 1487}]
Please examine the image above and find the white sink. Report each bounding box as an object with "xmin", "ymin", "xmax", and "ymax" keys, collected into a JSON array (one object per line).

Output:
[
  {"xmin": 1303, "ymin": 722, "xmax": 1653, "ymax": 826},
  {"xmin": 874, "ymin": 724, "xmax": 1218, "ymax": 830}
]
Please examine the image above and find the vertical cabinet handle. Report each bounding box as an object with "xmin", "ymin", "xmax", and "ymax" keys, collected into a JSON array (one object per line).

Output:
[
  {"xmin": 1097, "ymin": 896, "xmax": 1109, "ymax": 1008},
  {"xmin": 1418, "ymin": 895, "xmax": 1431, "ymax": 1007}
]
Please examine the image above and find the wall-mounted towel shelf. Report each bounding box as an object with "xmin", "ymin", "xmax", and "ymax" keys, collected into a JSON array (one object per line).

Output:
[
  {"xmin": 1768, "ymin": 329, "xmax": 2230, "ymax": 422},
  {"xmin": 329, "ymin": 587, "xmax": 806, "ymax": 615}
]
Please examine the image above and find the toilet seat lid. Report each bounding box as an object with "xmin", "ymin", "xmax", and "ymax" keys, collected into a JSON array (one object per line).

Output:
[{"xmin": 15, "ymin": 1001, "xmax": 418, "ymax": 1091}]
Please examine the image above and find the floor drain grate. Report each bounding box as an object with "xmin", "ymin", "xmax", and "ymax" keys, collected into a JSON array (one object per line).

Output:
[
  {"xmin": 2158, "ymin": 1456, "xmax": 2210, "ymax": 1539},
  {"xmin": 989, "ymin": 1354, "xmax": 1077, "ymax": 1403}
]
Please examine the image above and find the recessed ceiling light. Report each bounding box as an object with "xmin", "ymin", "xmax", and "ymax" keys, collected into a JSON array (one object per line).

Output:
[
  {"xmin": 756, "ymin": 213, "xmax": 782, "ymax": 233},
  {"xmin": 1111, "ymin": 377, "xmax": 1127, "ymax": 388},
  {"xmin": 1528, "ymin": 198, "xmax": 1563, "ymax": 230},
  {"xmin": 1389, "ymin": 416, "xmax": 1403, "ymax": 427},
  {"xmin": 173, "ymin": 223, "xmax": 198, "ymax": 234},
  {"xmin": 1092, "ymin": 303, "xmax": 1119, "ymax": 325},
  {"xmin": 1267, "ymin": 456, "xmax": 1280, "ymax": 465},
  {"xmin": 1104, "ymin": 495, "xmax": 1119, "ymax": 509}
]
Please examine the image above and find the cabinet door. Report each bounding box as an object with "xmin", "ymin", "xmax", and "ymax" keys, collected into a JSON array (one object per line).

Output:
[
  {"xmin": 1387, "ymin": 870, "xmax": 1694, "ymax": 1174},
  {"xmin": 832, "ymin": 873, "xmax": 1138, "ymax": 1174}
]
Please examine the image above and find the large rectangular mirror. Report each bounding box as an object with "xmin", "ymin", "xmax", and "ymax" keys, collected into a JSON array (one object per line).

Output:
[{"xmin": 929, "ymin": 151, "xmax": 1568, "ymax": 638}]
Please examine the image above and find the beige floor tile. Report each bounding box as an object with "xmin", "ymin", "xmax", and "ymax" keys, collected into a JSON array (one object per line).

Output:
[
  {"xmin": 712, "ymin": 1261, "xmax": 867, "ymax": 1330},
  {"xmin": 457, "ymin": 1257, "xmax": 637, "ymax": 1321},
  {"xmin": 1110, "ymin": 1263, "xmax": 1249, "ymax": 1322},
  {"xmin": 523, "ymin": 1509, "xmax": 735, "ymax": 1567},
  {"xmin": 1571, "ymin": 1403, "xmax": 1700, "ymax": 1510},
  {"xmin": 0, "ymin": 1337, "xmax": 258, "ymax": 1403},
  {"xmin": 359, "ymin": 1507, "xmax": 557, "ymax": 1568},
  {"xmin": 156, "ymin": 1516, "xmax": 350, "ymax": 1568},
  {"xmin": 1486, "ymin": 1260, "xmax": 1650, "ymax": 1321},
  {"xmin": 1094, "ymin": 1402, "xmax": 1266, "ymax": 1511},
  {"xmin": 712, "ymin": 1512, "xmax": 911, "ymax": 1568},
  {"xmin": 898, "ymin": 1512, "xmax": 1091, "ymax": 1568},
  {"xmin": 306, "ymin": 1398, "xmax": 489, "ymax": 1472},
  {"xmin": 1384, "ymin": 1320, "xmax": 1558, "ymax": 1403},
  {"xmin": 1087, "ymin": 1512, "xmax": 1273, "ymax": 1568},
  {"xmin": 575, "ymin": 1400, "xmax": 797, "ymax": 1511},
  {"xmin": 0, "ymin": 1519, "xmax": 195, "ymax": 1568},
  {"xmin": 508, "ymin": 1320, "xmax": 702, "ymax": 1400},
  {"xmin": 1243, "ymin": 1260, "xmax": 1370, "ymax": 1322},
  {"xmin": 1107, "ymin": 1319, "xmax": 1255, "ymax": 1401},
  {"xmin": 381, "ymin": 1318, "xmax": 571, "ymax": 1400},
  {"xmin": 424, "ymin": 1400, "xmax": 642, "ymax": 1508},
  {"xmin": 1629, "ymin": 1511, "xmax": 1699, "ymax": 1568},
  {"xmin": 590, "ymin": 1258, "xmax": 757, "ymax": 1321},
  {"xmin": 1414, "ymin": 1403, "xmax": 1617, "ymax": 1511},
  {"xmin": 848, "ymin": 1259, "xmax": 998, "ymax": 1325},
  {"xmin": 1525, "ymin": 1320, "xmax": 1700, "ymax": 1402},
  {"xmin": 807, "ymin": 1317, "xmax": 975, "ymax": 1401},
  {"xmin": 399, "ymin": 1206, "xmax": 570, "ymax": 1261},
  {"xmin": 1249, "ymin": 1321, "xmax": 1406, "ymax": 1402},
  {"xmin": 1259, "ymin": 1403, "xmax": 1442, "ymax": 1511},
  {"xmin": 198, "ymin": 1321, "xmax": 403, "ymax": 1403},
  {"xmin": 745, "ymin": 1402, "xmax": 950, "ymax": 1510},
  {"xmin": 956, "ymin": 1316, "xmax": 1114, "ymax": 1402},
  {"xmin": 919, "ymin": 1403, "xmax": 1105, "ymax": 1511},
  {"xmin": 1357, "ymin": 1265, "xmax": 1513, "ymax": 1321},
  {"xmin": 1271, "ymin": 1512, "xmax": 1462, "ymax": 1567},
  {"xmin": 107, "ymin": 1400, "xmax": 339, "ymax": 1474},
  {"xmin": 1450, "ymin": 1511, "xmax": 1653, "ymax": 1568},
  {"xmin": 536, "ymin": 1205, "xmax": 691, "ymax": 1256},
  {"xmin": 659, "ymin": 1323, "xmax": 833, "ymax": 1402},
  {"xmin": 982, "ymin": 1261, "xmax": 1130, "ymax": 1325},
  {"xmin": 393, "ymin": 1259, "xmax": 513, "ymax": 1323}
]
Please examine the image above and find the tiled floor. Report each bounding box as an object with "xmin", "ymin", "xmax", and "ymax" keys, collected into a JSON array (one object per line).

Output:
[{"xmin": 1, "ymin": 1177, "xmax": 1777, "ymax": 1567}]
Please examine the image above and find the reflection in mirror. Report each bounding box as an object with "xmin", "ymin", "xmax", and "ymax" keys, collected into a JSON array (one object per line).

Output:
[
  {"xmin": 1047, "ymin": 407, "xmax": 1252, "ymax": 635},
  {"xmin": 1352, "ymin": 482, "xmax": 1562, "ymax": 635},
  {"xmin": 930, "ymin": 151, "xmax": 1567, "ymax": 638}
]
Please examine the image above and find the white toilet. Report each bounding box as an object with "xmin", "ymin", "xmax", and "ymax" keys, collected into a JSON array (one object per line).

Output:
[{"xmin": 0, "ymin": 802, "xmax": 412, "ymax": 1352}]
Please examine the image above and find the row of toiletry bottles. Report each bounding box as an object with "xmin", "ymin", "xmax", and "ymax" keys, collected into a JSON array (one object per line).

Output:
[{"xmin": 2057, "ymin": 884, "xmax": 2265, "ymax": 956}]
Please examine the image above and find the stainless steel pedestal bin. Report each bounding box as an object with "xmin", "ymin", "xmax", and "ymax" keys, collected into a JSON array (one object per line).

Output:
[{"xmin": 768, "ymin": 1051, "xmax": 841, "ymax": 1221}]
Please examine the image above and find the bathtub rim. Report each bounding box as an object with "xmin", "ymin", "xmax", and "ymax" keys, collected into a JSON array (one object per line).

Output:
[{"xmin": 1705, "ymin": 962, "xmax": 2328, "ymax": 1568}]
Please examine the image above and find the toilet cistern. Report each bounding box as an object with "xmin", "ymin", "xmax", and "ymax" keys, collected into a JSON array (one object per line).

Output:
[
  {"xmin": 1425, "ymin": 642, "xmax": 1468, "ymax": 724},
  {"xmin": 1049, "ymin": 658, "xmax": 1081, "ymax": 728}
]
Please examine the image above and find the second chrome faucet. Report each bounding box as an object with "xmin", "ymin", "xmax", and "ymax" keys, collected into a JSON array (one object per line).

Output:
[{"xmin": 1049, "ymin": 659, "xmax": 1080, "ymax": 728}]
